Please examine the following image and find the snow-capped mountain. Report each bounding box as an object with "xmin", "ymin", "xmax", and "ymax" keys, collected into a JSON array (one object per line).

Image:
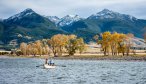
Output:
[
  {"xmin": 88, "ymin": 9, "xmax": 137, "ymax": 21},
  {"xmin": 58, "ymin": 15, "xmax": 82, "ymax": 27},
  {"xmin": 1, "ymin": 8, "xmax": 146, "ymax": 44},
  {"xmin": 3, "ymin": 8, "xmax": 58, "ymax": 29},
  {"xmin": 46, "ymin": 16, "xmax": 60, "ymax": 24},
  {"xmin": 5, "ymin": 8, "xmax": 35, "ymax": 22}
]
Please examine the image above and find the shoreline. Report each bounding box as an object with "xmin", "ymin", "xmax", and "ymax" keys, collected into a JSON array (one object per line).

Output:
[
  {"xmin": 1, "ymin": 54, "xmax": 146, "ymax": 61},
  {"xmin": 53, "ymin": 55, "xmax": 146, "ymax": 61}
]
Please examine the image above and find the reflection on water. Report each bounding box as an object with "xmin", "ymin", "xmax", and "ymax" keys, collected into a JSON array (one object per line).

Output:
[{"xmin": 0, "ymin": 57, "xmax": 146, "ymax": 84}]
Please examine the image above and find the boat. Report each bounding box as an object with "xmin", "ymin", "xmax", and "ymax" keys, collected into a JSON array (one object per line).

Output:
[{"xmin": 44, "ymin": 64, "xmax": 56, "ymax": 69}]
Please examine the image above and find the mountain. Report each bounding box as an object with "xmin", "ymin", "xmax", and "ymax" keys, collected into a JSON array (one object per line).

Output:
[
  {"xmin": 1, "ymin": 8, "xmax": 66, "ymax": 45},
  {"xmin": 47, "ymin": 15, "xmax": 82, "ymax": 27},
  {"xmin": 0, "ymin": 22, "xmax": 4, "ymax": 39},
  {"xmin": 46, "ymin": 16, "xmax": 60, "ymax": 25},
  {"xmin": 88, "ymin": 9, "xmax": 137, "ymax": 21},
  {"xmin": 61, "ymin": 9, "xmax": 146, "ymax": 40},
  {"xmin": 87, "ymin": 9, "xmax": 146, "ymax": 37},
  {"xmin": 58, "ymin": 15, "xmax": 82, "ymax": 27},
  {"xmin": 4, "ymin": 8, "xmax": 57, "ymax": 29},
  {"xmin": 0, "ymin": 8, "xmax": 146, "ymax": 47}
]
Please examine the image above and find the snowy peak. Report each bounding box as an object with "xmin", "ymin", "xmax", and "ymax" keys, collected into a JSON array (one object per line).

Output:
[
  {"xmin": 65, "ymin": 15, "xmax": 80, "ymax": 18},
  {"xmin": 23, "ymin": 8, "xmax": 34, "ymax": 13},
  {"xmin": 46, "ymin": 16, "xmax": 60, "ymax": 24},
  {"xmin": 99, "ymin": 9, "xmax": 115, "ymax": 15},
  {"xmin": 88, "ymin": 9, "xmax": 137, "ymax": 21},
  {"xmin": 62, "ymin": 15, "xmax": 81, "ymax": 20},
  {"xmin": 6, "ymin": 8, "xmax": 36, "ymax": 21},
  {"xmin": 58, "ymin": 15, "xmax": 82, "ymax": 26}
]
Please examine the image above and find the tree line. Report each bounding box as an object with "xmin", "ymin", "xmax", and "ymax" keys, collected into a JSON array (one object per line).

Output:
[
  {"xmin": 19, "ymin": 34, "xmax": 86, "ymax": 56},
  {"xmin": 19, "ymin": 32, "xmax": 145, "ymax": 57}
]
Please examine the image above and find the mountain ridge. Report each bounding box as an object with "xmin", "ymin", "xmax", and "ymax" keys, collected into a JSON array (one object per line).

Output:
[{"xmin": 0, "ymin": 8, "xmax": 146, "ymax": 46}]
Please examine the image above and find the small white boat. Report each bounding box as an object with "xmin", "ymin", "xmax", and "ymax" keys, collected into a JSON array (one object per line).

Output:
[{"xmin": 44, "ymin": 64, "xmax": 56, "ymax": 69}]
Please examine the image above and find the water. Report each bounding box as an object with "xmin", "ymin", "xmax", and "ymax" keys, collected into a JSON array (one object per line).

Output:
[{"xmin": 0, "ymin": 57, "xmax": 146, "ymax": 84}]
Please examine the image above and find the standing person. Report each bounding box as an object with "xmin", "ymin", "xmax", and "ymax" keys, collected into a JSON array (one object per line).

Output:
[{"xmin": 45, "ymin": 58, "xmax": 48, "ymax": 64}]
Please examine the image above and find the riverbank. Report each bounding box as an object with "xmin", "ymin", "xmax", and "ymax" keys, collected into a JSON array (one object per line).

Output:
[
  {"xmin": 53, "ymin": 55, "xmax": 146, "ymax": 61},
  {"xmin": 1, "ymin": 54, "xmax": 146, "ymax": 61}
]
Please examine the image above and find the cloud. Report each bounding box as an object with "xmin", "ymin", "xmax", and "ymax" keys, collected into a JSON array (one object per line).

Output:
[{"xmin": 0, "ymin": 0, "xmax": 146, "ymax": 19}]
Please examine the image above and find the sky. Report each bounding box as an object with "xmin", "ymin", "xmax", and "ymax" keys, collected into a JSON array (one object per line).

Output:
[{"xmin": 0, "ymin": 0, "xmax": 146, "ymax": 19}]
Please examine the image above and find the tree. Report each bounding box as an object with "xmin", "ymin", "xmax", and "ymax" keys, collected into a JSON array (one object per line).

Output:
[
  {"xmin": 20, "ymin": 42, "xmax": 27, "ymax": 55},
  {"xmin": 35, "ymin": 40, "xmax": 43, "ymax": 56},
  {"xmin": 109, "ymin": 32, "xmax": 127, "ymax": 56},
  {"xmin": 77, "ymin": 38, "xmax": 86, "ymax": 55},
  {"xmin": 101, "ymin": 32, "xmax": 111, "ymax": 56},
  {"xmin": 56, "ymin": 34, "xmax": 68, "ymax": 56},
  {"xmin": 117, "ymin": 34, "xmax": 127, "ymax": 56},
  {"xmin": 48, "ymin": 38, "xmax": 58, "ymax": 57},
  {"xmin": 65, "ymin": 39, "xmax": 78, "ymax": 56},
  {"xmin": 42, "ymin": 44, "xmax": 50, "ymax": 56},
  {"xmin": 48, "ymin": 34, "xmax": 69, "ymax": 57},
  {"xmin": 100, "ymin": 32, "xmax": 128, "ymax": 56},
  {"xmin": 65, "ymin": 36, "xmax": 86, "ymax": 56},
  {"xmin": 42, "ymin": 39, "xmax": 51, "ymax": 56},
  {"xmin": 26, "ymin": 43, "xmax": 32, "ymax": 56},
  {"xmin": 110, "ymin": 32, "xmax": 120, "ymax": 55},
  {"xmin": 31, "ymin": 43, "xmax": 38, "ymax": 57}
]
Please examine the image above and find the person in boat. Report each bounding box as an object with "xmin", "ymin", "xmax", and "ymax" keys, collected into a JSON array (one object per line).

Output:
[
  {"xmin": 48, "ymin": 58, "xmax": 54, "ymax": 66},
  {"xmin": 45, "ymin": 58, "xmax": 48, "ymax": 64}
]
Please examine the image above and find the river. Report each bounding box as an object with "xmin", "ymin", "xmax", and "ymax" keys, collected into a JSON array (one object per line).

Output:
[{"xmin": 0, "ymin": 56, "xmax": 146, "ymax": 84}]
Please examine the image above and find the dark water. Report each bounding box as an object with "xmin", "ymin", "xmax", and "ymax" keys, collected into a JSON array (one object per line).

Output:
[{"xmin": 0, "ymin": 57, "xmax": 146, "ymax": 84}]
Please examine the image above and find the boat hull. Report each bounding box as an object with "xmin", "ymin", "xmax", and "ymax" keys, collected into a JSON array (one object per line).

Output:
[{"xmin": 44, "ymin": 64, "xmax": 56, "ymax": 69}]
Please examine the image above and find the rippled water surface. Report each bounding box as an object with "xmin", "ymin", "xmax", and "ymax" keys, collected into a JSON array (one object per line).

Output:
[{"xmin": 0, "ymin": 57, "xmax": 146, "ymax": 84}]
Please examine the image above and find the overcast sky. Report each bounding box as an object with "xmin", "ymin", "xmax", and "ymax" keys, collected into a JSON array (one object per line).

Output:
[{"xmin": 0, "ymin": 0, "xmax": 146, "ymax": 19}]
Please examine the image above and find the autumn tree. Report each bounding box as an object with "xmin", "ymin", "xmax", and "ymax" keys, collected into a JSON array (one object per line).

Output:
[
  {"xmin": 20, "ymin": 42, "xmax": 27, "ymax": 55},
  {"xmin": 65, "ymin": 35, "xmax": 86, "ymax": 56},
  {"xmin": 100, "ymin": 32, "xmax": 128, "ymax": 56},
  {"xmin": 77, "ymin": 38, "xmax": 86, "ymax": 55},
  {"xmin": 42, "ymin": 39, "xmax": 51, "ymax": 56},
  {"xmin": 110, "ymin": 32, "xmax": 119, "ymax": 55},
  {"xmin": 31, "ymin": 43, "xmax": 38, "ymax": 57},
  {"xmin": 42, "ymin": 45, "xmax": 50, "ymax": 56},
  {"xmin": 48, "ymin": 39, "xmax": 57, "ymax": 57},
  {"xmin": 101, "ymin": 32, "xmax": 111, "ymax": 56},
  {"xmin": 48, "ymin": 34, "xmax": 69, "ymax": 57},
  {"xmin": 117, "ymin": 34, "xmax": 127, "ymax": 56},
  {"xmin": 109, "ymin": 32, "xmax": 127, "ymax": 56},
  {"xmin": 35, "ymin": 40, "xmax": 43, "ymax": 56},
  {"xmin": 26, "ymin": 43, "xmax": 32, "ymax": 56},
  {"xmin": 65, "ymin": 39, "xmax": 78, "ymax": 55},
  {"xmin": 56, "ymin": 34, "xmax": 68, "ymax": 56}
]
